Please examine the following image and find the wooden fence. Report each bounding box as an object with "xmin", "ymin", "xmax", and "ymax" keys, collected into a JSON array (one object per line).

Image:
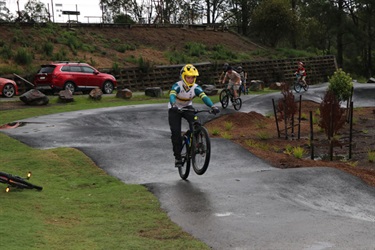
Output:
[
  {"xmin": 102, "ymin": 55, "xmax": 338, "ymax": 91},
  {"xmin": 13, "ymin": 55, "xmax": 337, "ymax": 94}
]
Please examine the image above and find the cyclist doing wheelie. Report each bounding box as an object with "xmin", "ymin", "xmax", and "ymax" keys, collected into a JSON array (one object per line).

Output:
[
  {"xmin": 222, "ymin": 65, "xmax": 241, "ymax": 100},
  {"xmin": 294, "ymin": 61, "xmax": 307, "ymax": 87},
  {"xmin": 168, "ymin": 64, "xmax": 220, "ymax": 168}
]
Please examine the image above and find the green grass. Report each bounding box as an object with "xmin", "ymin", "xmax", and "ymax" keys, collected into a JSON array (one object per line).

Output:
[
  {"xmin": 0, "ymin": 93, "xmax": 217, "ymax": 250},
  {"xmin": 0, "ymin": 93, "xmax": 220, "ymax": 125}
]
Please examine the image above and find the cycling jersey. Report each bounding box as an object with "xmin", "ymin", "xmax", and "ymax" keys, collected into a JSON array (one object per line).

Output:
[{"xmin": 169, "ymin": 80, "xmax": 213, "ymax": 109}]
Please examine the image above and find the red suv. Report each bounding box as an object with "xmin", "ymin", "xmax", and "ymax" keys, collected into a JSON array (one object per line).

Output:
[{"xmin": 34, "ymin": 62, "xmax": 117, "ymax": 94}]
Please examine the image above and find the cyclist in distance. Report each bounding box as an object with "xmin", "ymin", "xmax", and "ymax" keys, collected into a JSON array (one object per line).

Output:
[
  {"xmin": 168, "ymin": 64, "xmax": 220, "ymax": 168},
  {"xmin": 237, "ymin": 66, "xmax": 248, "ymax": 95},
  {"xmin": 295, "ymin": 61, "xmax": 307, "ymax": 87},
  {"xmin": 218, "ymin": 62, "xmax": 229, "ymax": 84},
  {"xmin": 222, "ymin": 65, "xmax": 242, "ymax": 99}
]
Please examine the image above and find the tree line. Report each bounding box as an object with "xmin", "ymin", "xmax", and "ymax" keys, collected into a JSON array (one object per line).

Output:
[{"xmin": 1, "ymin": 0, "xmax": 374, "ymax": 79}]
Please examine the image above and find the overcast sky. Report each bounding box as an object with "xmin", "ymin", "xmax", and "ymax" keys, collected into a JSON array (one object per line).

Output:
[{"xmin": 6, "ymin": 0, "xmax": 103, "ymax": 23}]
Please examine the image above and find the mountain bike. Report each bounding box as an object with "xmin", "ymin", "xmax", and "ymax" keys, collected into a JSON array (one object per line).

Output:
[
  {"xmin": 0, "ymin": 171, "xmax": 43, "ymax": 192},
  {"xmin": 219, "ymin": 86, "xmax": 242, "ymax": 111},
  {"xmin": 178, "ymin": 108, "xmax": 215, "ymax": 180},
  {"xmin": 293, "ymin": 74, "xmax": 309, "ymax": 93}
]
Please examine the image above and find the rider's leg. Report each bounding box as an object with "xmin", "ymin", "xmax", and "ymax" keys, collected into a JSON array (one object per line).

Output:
[
  {"xmin": 168, "ymin": 108, "xmax": 183, "ymax": 165},
  {"xmin": 302, "ymin": 76, "xmax": 307, "ymax": 86},
  {"xmin": 233, "ymin": 84, "xmax": 240, "ymax": 99}
]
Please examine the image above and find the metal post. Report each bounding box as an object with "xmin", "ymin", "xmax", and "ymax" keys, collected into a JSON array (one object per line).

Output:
[
  {"xmin": 310, "ymin": 111, "xmax": 314, "ymax": 160},
  {"xmin": 298, "ymin": 95, "xmax": 302, "ymax": 139},
  {"xmin": 272, "ymin": 99, "xmax": 280, "ymax": 138},
  {"xmin": 349, "ymin": 101, "xmax": 353, "ymax": 159}
]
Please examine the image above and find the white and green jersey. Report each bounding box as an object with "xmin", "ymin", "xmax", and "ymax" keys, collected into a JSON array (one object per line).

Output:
[{"xmin": 168, "ymin": 80, "xmax": 213, "ymax": 109}]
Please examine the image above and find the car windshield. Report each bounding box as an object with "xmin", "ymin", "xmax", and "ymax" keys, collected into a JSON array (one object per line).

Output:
[{"xmin": 38, "ymin": 66, "xmax": 56, "ymax": 74}]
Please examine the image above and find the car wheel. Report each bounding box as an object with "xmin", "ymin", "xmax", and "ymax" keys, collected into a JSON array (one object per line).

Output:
[
  {"xmin": 102, "ymin": 81, "xmax": 114, "ymax": 94},
  {"xmin": 64, "ymin": 82, "xmax": 76, "ymax": 94},
  {"xmin": 2, "ymin": 83, "xmax": 15, "ymax": 98}
]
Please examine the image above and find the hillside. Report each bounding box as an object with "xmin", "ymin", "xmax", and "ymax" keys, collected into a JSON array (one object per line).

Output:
[{"xmin": 0, "ymin": 24, "xmax": 266, "ymax": 74}]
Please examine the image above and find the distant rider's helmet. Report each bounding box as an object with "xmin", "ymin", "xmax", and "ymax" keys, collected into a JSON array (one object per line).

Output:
[
  {"xmin": 223, "ymin": 63, "xmax": 229, "ymax": 71},
  {"xmin": 298, "ymin": 61, "xmax": 304, "ymax": 66},
  {"xmin": 237, "ymin": 66, "xmax": 243, "ymax": 72},
  {"xmin": 180, "ymin": 64, "xmax": 199, "ymax": 87}
]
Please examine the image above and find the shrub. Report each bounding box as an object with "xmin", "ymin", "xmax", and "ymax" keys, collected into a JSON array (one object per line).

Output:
[
  {"xmin": 14, "ymin": 48, "xmax": 32, "ymax": 65},
  {"xmin": 328, "ymin": 68, "xmax": 353, "ymax": 101},
  {"xmin": 0, "ymin": 44, "xmax": 13, "ymax": 60},
  {"xmin": 292, "ymin": 146, "xmax": 305, "ymax": 159},
  {"xmin": 224, "ymin": 121, "xmax": 233, "ymax": 131},
  {"xmin": 42, "ymin": 42, "xmax": 54, "ymax": 56},
  {"xmin": 318, "ymin": 90, "xmax": 346, "ymax": 138},
  {"xmin": 368, "ymin": 151, "xmax": 375, "ymax": 163},
  {"xmin": 277, "ymin": 83, "xmax": 297, "ymax": 121}
]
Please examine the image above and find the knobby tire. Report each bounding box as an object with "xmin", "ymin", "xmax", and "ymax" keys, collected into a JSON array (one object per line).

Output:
[
  {"xmin": 178, "ymin": 138, "xmax": 191, "ymax": 180},
  {"xmin": 220, "ymin": 90, "xmax": 229, "ymax": 109},
  {"xmin": 233, "ymin": 98, "xmax": 242, "ymax": 111},
  {"xmin": 192, "ymin": 127, "xmax": 211, "ymax": 175}
]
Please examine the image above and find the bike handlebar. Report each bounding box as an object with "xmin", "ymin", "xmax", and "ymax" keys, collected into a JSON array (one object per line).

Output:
[{"xmin": 178, "ymin": 108, "xmax": 216, "ymax": 115}]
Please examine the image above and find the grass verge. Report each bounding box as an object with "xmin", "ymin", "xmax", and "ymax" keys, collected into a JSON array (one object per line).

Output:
[{"xmin": 0, "ymin": 93, "xmax": 217, "ymax": 250}]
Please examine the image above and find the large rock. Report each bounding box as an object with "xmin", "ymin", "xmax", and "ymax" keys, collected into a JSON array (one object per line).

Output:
[
  {"xmin": 202, "ymin": 84, "xmax": 218, "ymax": 96},
  {"xmin": 19, "ymin": 89, "xmax": 49, "ymax": 105},
  {"xmin": 116, "ymin": 88, "xmax": 132, "ymax": 99},
  {"xmin": 58, "ymin": 90, "xmax": 74, "ymax": 103},
  {"xmin": 89, "ymin": 88, "xmax": 103, "ymax": 101},
  {"xmin": 145, "ymin": 87, "xmax": 163, "ymax": 97},
  {"xmin": 249, "ymin": 80, "xmax": 264, "ymax": 91}
]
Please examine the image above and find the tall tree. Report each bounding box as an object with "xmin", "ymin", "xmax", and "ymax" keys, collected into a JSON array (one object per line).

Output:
[{"xmin": 251, "ymin": 0, "xmax": 297, "ymax": 47}]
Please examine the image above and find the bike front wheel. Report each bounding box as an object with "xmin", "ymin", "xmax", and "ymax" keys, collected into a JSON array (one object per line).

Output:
[
  {"xmin": 220, "ymin": 90, "xmax": 229, "ymax": 109},
  {"xmin": 294, "ymin": 82, "xmax": 302, "ymax": 93},
  {"xmin": 233, "ymin": 98, "xmax": 242, "ymax": 111},
  {"xmin": 178, "ymin": 139, "xmax": 191, "ymax": 180},
  {"xmin": 192, "ymin": 127, "xmax": 211, "ymax": 175}
]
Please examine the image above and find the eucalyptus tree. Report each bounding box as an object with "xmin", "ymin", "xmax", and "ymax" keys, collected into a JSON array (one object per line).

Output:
[
  {"xmin": 345, "ymin": 0, "xmax": 375, "ymax": 77},
  {"xmin": 17, "ymin": 0, "xmax": 49, "ymax": 23},
  {"xmin": 204, "ymin": 0, "xmax": 228, "ymax": 24},
  {"xmin": 0, "ymin": 2, "xmax": 13, "ymax": 22},
  {"xmin": 250, "ymin": 0, "xmax": 297, "ymax": 47}
]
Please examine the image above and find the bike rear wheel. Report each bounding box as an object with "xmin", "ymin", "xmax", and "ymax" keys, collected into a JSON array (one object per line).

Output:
[
  {"xmin": 178, "ymin": 139, "xmax": 191, "ymax": 180},
  {"xmin": 303, "ymin": 83, "xmax": 309, "ymax": 91},
  {"xmin": 0, "ymin": 171, "xmax": 43, "ymax": 192},
  {"xmin": 192, "ymin": 127, "xmax": 211, "ymax": 175},
  {"xmin": 233, "ymin": 98, "xmax": 242, "ymax": 111},
  {"xmin": 220, "ymin": 90, "xmax": 229, "ymax": 109}
]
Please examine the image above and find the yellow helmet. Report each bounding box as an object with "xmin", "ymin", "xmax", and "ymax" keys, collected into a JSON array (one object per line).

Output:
[{"xmin": 180, "ymin": 64, "xmax": 199, "ymax": 87}]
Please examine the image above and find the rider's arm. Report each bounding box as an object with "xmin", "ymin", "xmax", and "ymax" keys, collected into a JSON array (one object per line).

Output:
[
  {"xmin": 194, "ymin": 86, "xmax": 213, "ymax": 107},
  {"xmin": 169, "ymin": 82, "xmax": 180, "ymax": 105},
  {"xmin": 221, "ymin": 72, "xmax": 227, "ymax": 84},
  {"xmin": 234, "ymin": 72, "xmax": 241, "ymax": 85}
]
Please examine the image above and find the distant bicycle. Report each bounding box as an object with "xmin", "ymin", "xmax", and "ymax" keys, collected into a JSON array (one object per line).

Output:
[
  {"xmin": 178, "ymin": 108, "xmax": 216, "ymax": 180},
  {"xmin": 0, "ymin": 171, "xmax": 43, "ymax": 192},
  {"xmin": 293, "ymin": 74, "xmax": 309, "ymax": 93},
  {"xmin": 219, "ymin": 86, "xmax": 242, "ymax": 111}
]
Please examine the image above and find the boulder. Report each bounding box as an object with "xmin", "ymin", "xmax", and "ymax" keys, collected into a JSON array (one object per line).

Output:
[
  {"xmin": 116, "ymin": 88, "xmax": 132, "ymax": 99},
  {"xmin": 249, "ymin": 80, "xmax": 264, "ymax": 91},
  {"xmin": 89, "ymin": 88, "xmax": 103, "ymax": 101},
  {"xmin": 58, "ymin": 90, "xmax": 74, "ymax": 102},
  {"xmin": 367, "ymin": 77, "xmax": 375, "ymax": 83},
  {"xmin": 269, "ymin": 82, "xmax": 286, "ymax": 90},
  {"xmin": 145, "ymin": 87, "xmax": 163, "ymax": 97},
  {"xmin": 202, "ymin": 84, "xmax": 219, "ymax": 96},
  {"xmin": 19, "ymin": 89, "xmax": 49, "ymax": 105}
]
